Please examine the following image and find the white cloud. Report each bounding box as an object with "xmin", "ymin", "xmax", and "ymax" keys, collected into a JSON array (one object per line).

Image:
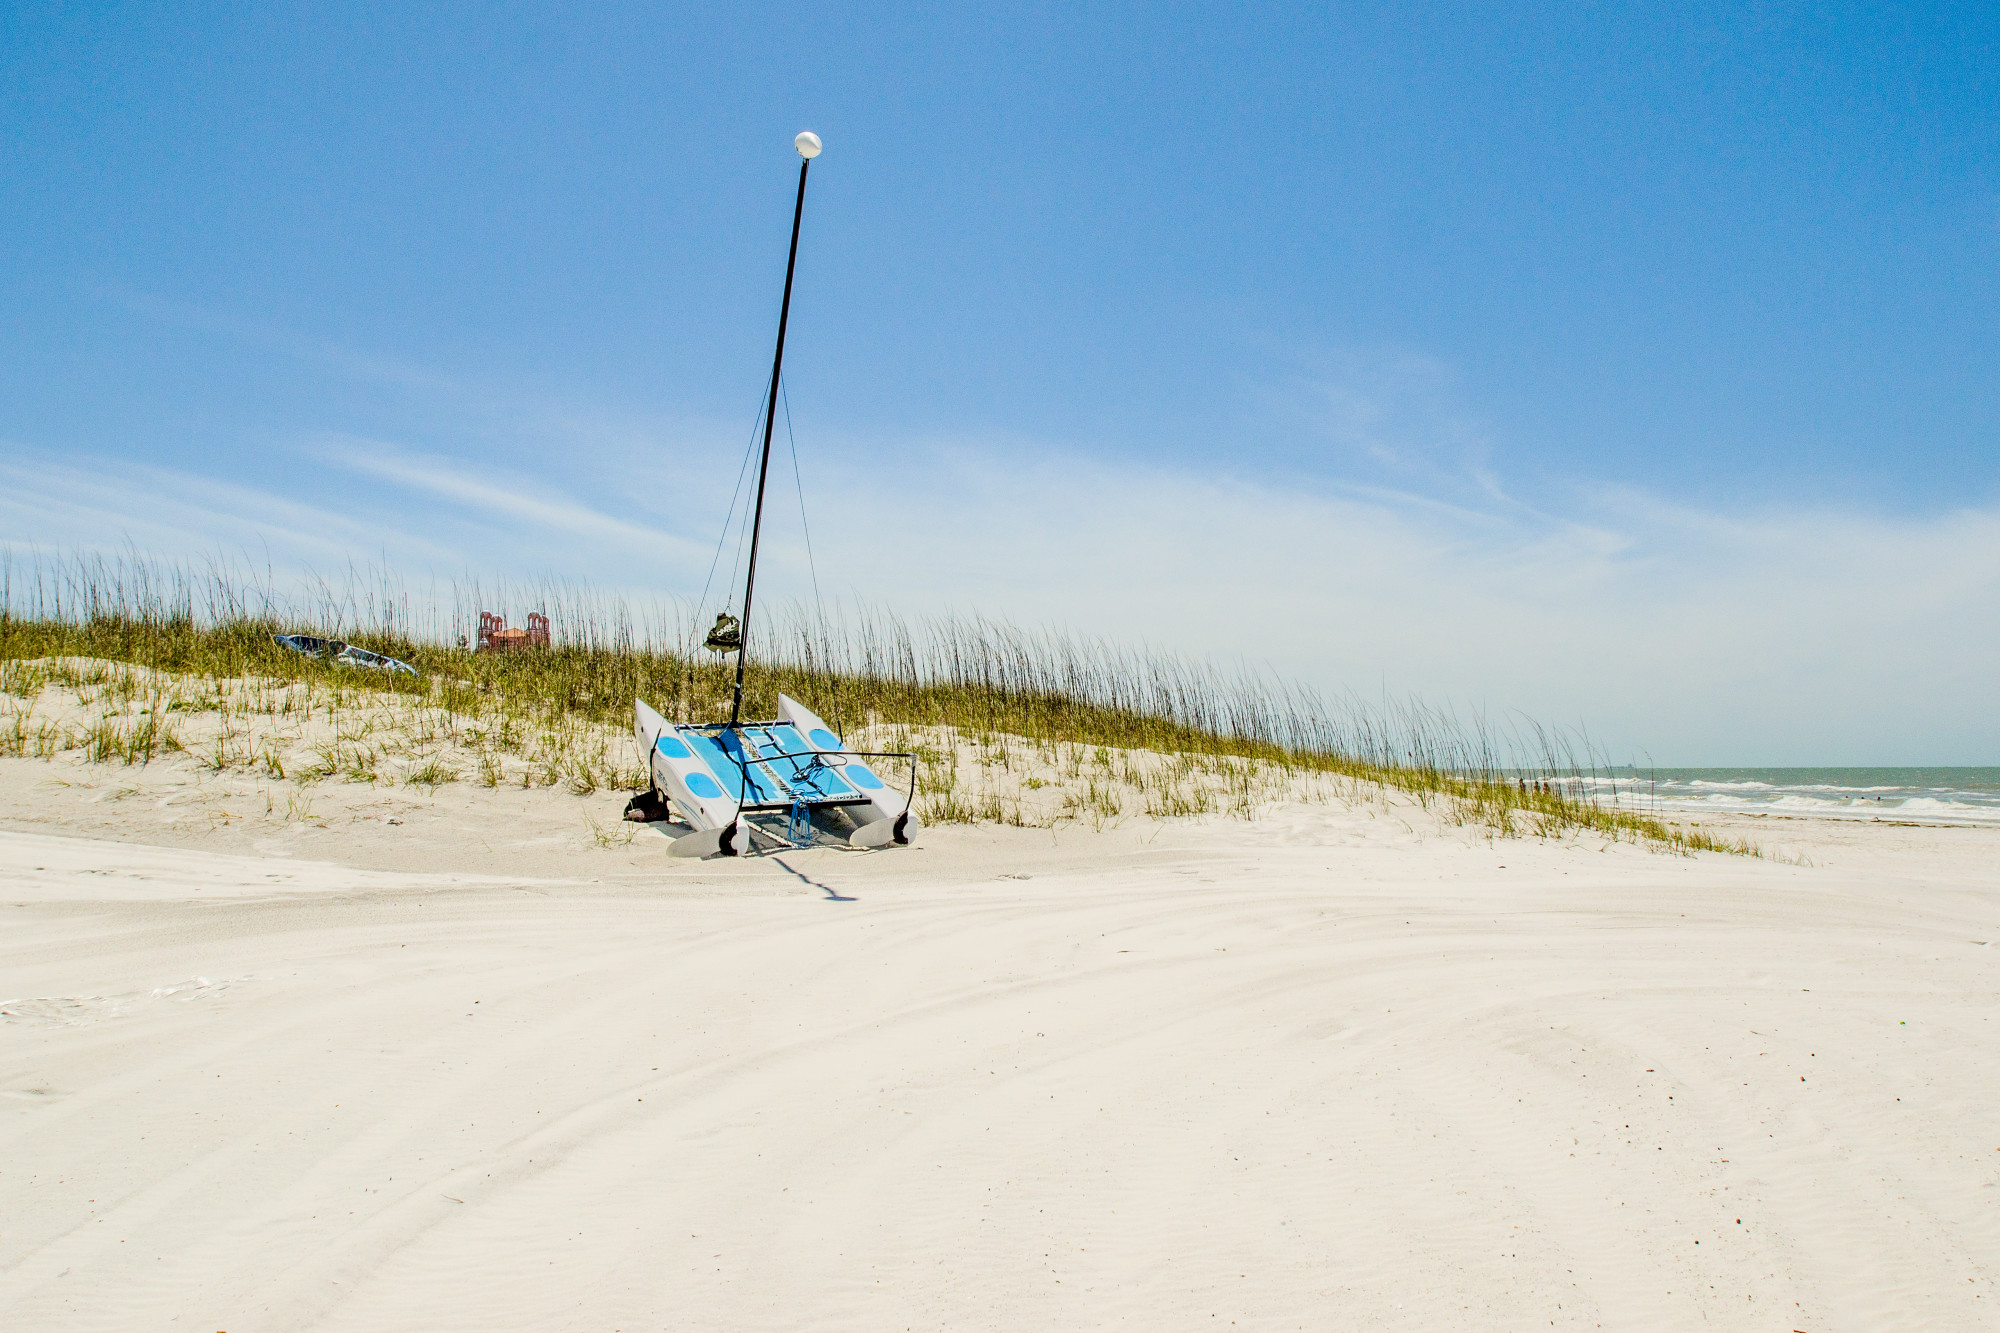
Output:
[{"xmin": 796, "ymin": 438, "xmax": 2000, "ymax": 764}]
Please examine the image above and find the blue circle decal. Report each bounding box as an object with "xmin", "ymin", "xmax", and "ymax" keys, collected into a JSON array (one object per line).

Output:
[
  {"xmin": 655, "ymin": 736, "xmax": 691, "ymax": 759},
  {"xmin": 808, "ymin": 728, "xmax": 841, "ymax": 750},
  {"xmin": 684, "ymin": 772, "xmax": 724, "ymax": 799},
  {"xmin": 848, "ymin": 765, "xmax": 884, "ymax": 789}
]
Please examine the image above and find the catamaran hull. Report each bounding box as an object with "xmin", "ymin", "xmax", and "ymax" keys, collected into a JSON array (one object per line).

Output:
[
  {"xmin": 630, "ymin": 696, "xmax": 916, "ymax": 853},
  {"xmin": 776, "ymin": 694, "xmax": 919, "ymax": 846},
  {"xmin": 634, "ymin": 700, "xmax": 743, "ymax": 844}
]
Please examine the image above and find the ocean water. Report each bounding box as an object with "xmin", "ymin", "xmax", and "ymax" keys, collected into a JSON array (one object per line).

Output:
[{"xmin": 1573, "ymin": 768, "xmax": 2000, "ymax": 825}]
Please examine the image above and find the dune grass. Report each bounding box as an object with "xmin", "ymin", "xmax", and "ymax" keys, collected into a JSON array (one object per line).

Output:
[{"xmin": 0, "ymin": 552, "xmax": 1751, "ymax": 855}]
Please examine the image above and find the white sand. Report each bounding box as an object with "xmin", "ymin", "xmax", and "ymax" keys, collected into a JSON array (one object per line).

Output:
[{"xmin": 3, "ymin": 760, "xmax": 1998, "ymax": 1330}]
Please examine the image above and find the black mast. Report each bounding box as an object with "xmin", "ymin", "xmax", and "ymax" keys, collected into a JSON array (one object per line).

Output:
[{"xmin": 731, "ymin": 136, "xmax": 817, "ymax": 726}]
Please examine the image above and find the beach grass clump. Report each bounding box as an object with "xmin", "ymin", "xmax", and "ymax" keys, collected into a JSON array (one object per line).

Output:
[
  {"xmin": 405, "ymin": 758, "xmax": 461, "ymax": 789},
  {"xmin": 0, "ymin": 551, "xmax": 1749, "ymax": 854}
]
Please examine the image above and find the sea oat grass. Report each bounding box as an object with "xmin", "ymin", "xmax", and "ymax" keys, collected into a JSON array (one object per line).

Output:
[{"xmin": 0, "ymin": 552, "xmax": 1749, "ymax": 854}]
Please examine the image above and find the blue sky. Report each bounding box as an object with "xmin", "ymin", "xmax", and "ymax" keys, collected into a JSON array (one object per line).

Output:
[{"xmin": 3, "ymin": 2, "xmax": 1997, "ymax": 762}]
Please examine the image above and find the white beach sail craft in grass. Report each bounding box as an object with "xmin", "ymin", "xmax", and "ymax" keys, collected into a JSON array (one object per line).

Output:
[{"xmin": 630, "ymin": 131, "xmax": 920, "ymax": 858}]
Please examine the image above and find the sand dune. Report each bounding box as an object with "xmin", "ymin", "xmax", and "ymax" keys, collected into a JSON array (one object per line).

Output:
[{"xmin": 3, "ymin": 784, "xmax": 1997, "ymax": 1331}]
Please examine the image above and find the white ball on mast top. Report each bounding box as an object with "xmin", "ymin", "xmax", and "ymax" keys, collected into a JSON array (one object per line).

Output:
[{"xmin": 795, "ymin": 131, "xmax": 823, "ymax": 159}]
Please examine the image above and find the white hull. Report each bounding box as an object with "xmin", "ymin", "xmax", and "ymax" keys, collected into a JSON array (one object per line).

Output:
[
  {"xmin": 633, "ymin": 700, "xmax": 741, "ymax": 833},
  {"xmin": 777, "ymin": 693, "xmax": 920, "ymax": 846},
  {"xmin": 630, "ymin": 697, "xmax": 917, "ymax": 853}
]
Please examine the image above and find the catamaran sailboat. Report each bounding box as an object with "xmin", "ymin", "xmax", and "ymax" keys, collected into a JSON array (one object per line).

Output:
[{"xmin": 630, "ymin": 131, "xmax": 919, "ymax": 858}]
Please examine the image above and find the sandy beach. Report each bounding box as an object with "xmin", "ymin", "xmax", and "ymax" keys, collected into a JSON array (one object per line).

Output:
[
  {"xmin": 10, "ymin": 4, "xmax": 1998, "ymax": 1327},
  {"xmin": 3, "ymin": 750, "xmax": 1996, "ymax": 1332}
]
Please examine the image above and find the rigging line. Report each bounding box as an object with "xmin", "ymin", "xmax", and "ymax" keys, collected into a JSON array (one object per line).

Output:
[
  {"xmin": 726, "ymin": 450, "xmax": 756, "ymax": 612},
  {"xmin": 726, "ymin": 373, "xmax": 778, "ymax": 601},
  {"xmin": 696, "ymin": 374, "xmax": 774, "ymax": 625},
  {"xmin": 698, "ymin": 421, "xmax": 760, "ymax": 622},
  {"xmin": 780, "ymin": 382, "xmax": 822, "ymax": 612}
]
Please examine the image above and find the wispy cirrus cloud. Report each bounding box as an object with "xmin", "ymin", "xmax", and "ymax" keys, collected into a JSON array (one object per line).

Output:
[
  {"xmin": 0, "ymin": 449, "xmax": 466, "ymax": 569},
  {"xmin": 309, "ymin": 437, "xmax": 711, "ymax": 564}
]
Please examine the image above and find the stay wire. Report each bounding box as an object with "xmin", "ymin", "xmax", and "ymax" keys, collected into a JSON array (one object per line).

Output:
[
  {"xmin": 696, "ymin": 374, "xmax": 773, "ymax": 632},
  {"xmin": 699, "ymin": 410, "xmax": 759, "ymax": 616},
  {"xmin": 780, "ymin": 383, "xmax": 822, "ymax": 613}
]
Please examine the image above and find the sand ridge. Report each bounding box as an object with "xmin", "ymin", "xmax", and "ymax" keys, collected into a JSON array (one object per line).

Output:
[{"xmin": 0, "ymin": 656, "xmax": 1423, "ymax": 884}]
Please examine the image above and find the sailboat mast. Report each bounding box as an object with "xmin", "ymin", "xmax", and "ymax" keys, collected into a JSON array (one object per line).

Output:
[{"xmin": 731, "ymin": 140, "xmax": 816, "ymax": 726}]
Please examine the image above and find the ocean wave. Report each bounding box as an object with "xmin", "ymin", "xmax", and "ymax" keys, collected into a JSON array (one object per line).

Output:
[
  {"xmin": 1756, "ymin": 795, "xmax": 1856, "ymax": 812},
  {"xmin": 1611, "ymin": 790, "xmax": 2000, "ymax": 824},
  {"xmin": 1506, "ymin": 770, "xmax": 2000, "ymax": 822}
]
